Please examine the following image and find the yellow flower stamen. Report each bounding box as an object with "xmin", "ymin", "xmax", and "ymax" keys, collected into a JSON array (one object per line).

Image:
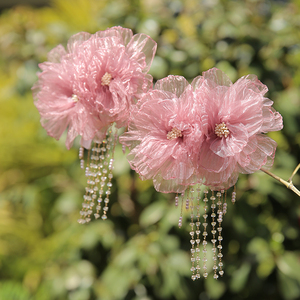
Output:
[
  {"xmin": 215, "ymin": 122, "xmax": 230, "ymax": 138},
  {"xmin": 101, "ymin": 72, "xmax": 112, "ymax": 86},
  {"xmin": 167, "ymin": 127, "xmax": 182, "ymax": 140}
]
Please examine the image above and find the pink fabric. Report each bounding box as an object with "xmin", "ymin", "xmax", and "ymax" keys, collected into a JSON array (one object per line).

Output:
[
  {"xmin": 193, "ymin": 68, "xmax": 283, "ymax": 189},
  {"xmin": 120, "ymin": 68, "xmax": 283, "ymax": 192},
  {"xmin": 119, "ymin": 75, "xmax": 204, "ymax": 193},
  {"xmin": 33, "ymin": 27, "xmax": 157, "ymax": 149}
]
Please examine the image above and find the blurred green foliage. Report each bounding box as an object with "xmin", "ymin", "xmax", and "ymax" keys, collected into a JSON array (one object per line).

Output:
[{"xmin": 0, "ymin": 0, "xmax": 300, "ymax": 299}]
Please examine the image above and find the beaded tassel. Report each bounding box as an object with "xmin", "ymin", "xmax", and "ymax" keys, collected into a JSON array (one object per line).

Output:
[
  {"xmin": 195, "ymin": 189, "xmax": 201, "ymax": 279},
  {"xmin": 190, "ymin": 195, "xmax": 196, "ymax": 281},
  {"xmin": 101, "ymin": 128, "xmax": 118, "ymax": 220},
  {"xmin": 210, "ymin": 191, "xmax": 218, "ymax": 279},
  {"xmin": 176, "ymin": 186, "xmax": 236, "ymax": 279},
  {"xmin": 78, "ymin": 145, "xmax": 100, "ymax": 224},
  {"xmin": 78, "ymin": 125, "xmax": 118, "ymax": 224},
  {"xmin": 93, "ymin": 139, "xmax": 107, "ymax": 220},
  {"xmin": 216, "ymin": 191, "xmax": 224, "ymax": 276},
  {"xmin": 202, "ymin": 189, "xmax": 209, "ymax": 278}
]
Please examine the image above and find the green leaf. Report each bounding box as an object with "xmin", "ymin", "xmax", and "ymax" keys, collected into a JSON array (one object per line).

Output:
[
  {"xmin": 277, "ymin": 251, "xmax": 300, "ymax": 282},
  {"xmin": 230, "ymin": 262, "xmax": 251, "ymax": 293},
  {"xmin": 278, "ymin": 270, "xmax": 300, "ymax": 300},
  {"xmin": 139, "ymin": 201, "xmax": 167, "ymax": 227},
  {"xmin": 0, "ymin": 281, "xmax": 32, "ymax": 300},
  {"xmin": 205, "ymin": 274, "xmax": 226, "ymax": 299}
]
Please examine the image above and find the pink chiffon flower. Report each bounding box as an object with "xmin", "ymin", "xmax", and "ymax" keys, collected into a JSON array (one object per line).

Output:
[
  {"xmin": 192, "ymin": 68, "xmax": 283, "ymax": 189},
  {"xmin": 120, "ymin": 76, "xmax": 203, "ymax": 193},
  {"xmin": 33, "ymin": 27, "xmax": 157, "ymax": 149}
]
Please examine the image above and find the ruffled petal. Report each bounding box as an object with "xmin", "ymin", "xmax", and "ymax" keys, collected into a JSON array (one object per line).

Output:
[
  {"xmin": 127, "ymin": 137, "xmax": 176, "ymax": 179},
  {"xmin": 134, "ymin": 90, "xmax": 179, "ymax": 133},
  {"xmin": 126, "ymin": 33, "xmax": 157, "ymax": 72},
  {"xmin": 153, "ymin": 175, "xmax": 187, "ymax": 193},
  {"xmin": 241, "ymin": 74, "xmax": 268, "ymax": 95},
  {"xmin": 256, "ymin": 134, "xmax": 277, "ymax": 156},
  {"xmin": 191, "ymin": 75, "xmax": 204, "ymax": 90},
  {"xmin": 238, "ymin": 134, "xmax": 277, "ymax": 173},
  {"xmin": 194, "ymin": 83, "xmax": 229, "ymax": 136},
  {"xmin": 39, "ymin": 113, "xmax": 69, "ymax": 141},
  {"xmin": 155, "ymin": 75, "xmax": 190, "ymax": 98},
  {"xmin": 224, "ymin": 77, "xmax": 264, "ymax": 136},
  {"xmin": 210, "ymin": 123, "xmax": 248, "ymax": 157},
  {"xmin": 198, "ymin": 141, "xmax": 232, "ymax": 172},
  {"xmin": 94, "ymin": 27, "xmax": 132, "ymax": 45},
  {"xmin": 47, "ymin": 44, "xmax": 67, "ymax": 63},
  {"xmin": 261, "ymin": 102, "xmax": 283, "ymax": 132},
  {"xmin": 109, "ymin": 26, "xmax": 133, "ymax": 45},
  {"xmin": 153, "ymin": 167, "xmax": 200, "ymax": 193},
  {"xmin": 119, "ymin": 120, "xmax": 143, "ymax": 149},
  {"xmin": 202, "ymin": 67, "xmax": 233, "ymax": 87},
  {"xmin": 237, "ymin": 136, "xmax": 258, "ymax": 168},
  {"xmin": 158, "ymin": 148, "xmax": 194, "ymax": 181},
  {"xmin": 198, "ymin": 160, "xmax": 237, "ymax": 189},
  {"xmin": 67, "ymin": 32, "xmax": 91, "ymax": 53}
]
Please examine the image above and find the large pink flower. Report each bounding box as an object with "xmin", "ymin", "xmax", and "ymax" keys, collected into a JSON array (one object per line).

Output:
[
  {"xmin": 193, "ymin": 68, "xmax": 283, "ymax": 189},
  {"xmin": 120, "ymin": 76, "xmax": 203, "ymax": 193},
  {"xmin": 33, "ymin": 27, "xmax": 157, "ymax": 149}
]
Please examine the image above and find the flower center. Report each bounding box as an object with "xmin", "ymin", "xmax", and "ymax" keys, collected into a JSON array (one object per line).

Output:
[
  {"xmin": 101, "ymin": 72, "xmax": 112, "ymax": 86},
  {"xmin": 215, "ymin": 122, "xmax": 230, "ymax": 138},
  {"xmin": 167, "ymin": 127, "xmax": 182, "ymax": 140},
  {"xmin": 72, "ymin": 94, "xmax": 79, "ymax": 102}
]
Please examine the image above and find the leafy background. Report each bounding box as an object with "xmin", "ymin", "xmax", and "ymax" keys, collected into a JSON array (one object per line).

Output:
[{"xmin": 0, "ymin": 0, "xmax": 300, "ymax": 299}]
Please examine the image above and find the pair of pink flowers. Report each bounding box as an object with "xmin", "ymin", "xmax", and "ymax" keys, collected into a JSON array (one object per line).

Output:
[
  {"xmin": 120, "ymin": 69, "xmax": 283, "ymax": 192},
  {"xmin": 33, "ymin": 27, "xmax": 283, "ymax": 192}
]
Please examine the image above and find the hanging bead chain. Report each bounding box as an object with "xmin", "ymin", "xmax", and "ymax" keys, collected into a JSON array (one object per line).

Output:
[
  {"xmin": 80, "ymin": 146, "xmax": 94, "ymax": 223},
  {"xmin": 77, "ymin": 125, "xmax": 118, "ymax": 224},
  {"xmin": 178, "ymin": 192, "xmax": 184, "ymax": 228},
  {"xmin": 101, "ymin": 127, "xmax": 118, "ymax": 220},
  {"xmin": 195, "ymin": 188, "xmax": 201, "ymax": 279},
  {"xmin": 216, "ymin": 191, "xmax": 224, "ymax": 277},
  {"xmin": 122, "ymin": 144, "xmax": 126, "ymax": 153},
  {"xmin": 222, "ymin": 189, "xmax": 227, "ymax": 215},
  {"xmin": 78, "ymin": 145, "xmax": 100, "ymax": 224},
  {"xmin": 93, "ymin": 138, "xmax": 107, "ymax": 220},
  {"xmin": 202, "ymin": 189, "xmax": 209, "ymax": 278},
  {"xmin": 189, "ymin": 191, "xmax": 196, "ymax": 281},
  {"xmin": 232, "ymin": 185, "xmax": 236, "ymax": 203},
  {"xmin": 176, "ymin": 186, "xmax": 235, "ymax": 279},
  {"xmin": 79, "ymin": 147, "xmax": 84, "ymax": 169},
  {"xmin": 87, "ymin": 143, "xmax": 102, "ymax": 222},
  {"xmin": 175, "ymin": 193, "xmax": 179, "ymax": 207},
  {"xmin": 210, "ymin": 191, "xmax": 218, "ymax": 279},
  {"xmin": 185, "ymin": 194, "xmax": 190, "ymax": 211}
]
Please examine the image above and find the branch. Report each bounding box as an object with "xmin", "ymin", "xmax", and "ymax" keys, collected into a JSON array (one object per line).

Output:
[{"xmin": 260, "ymin": 164, "xmax": 300, "ymax": 197}]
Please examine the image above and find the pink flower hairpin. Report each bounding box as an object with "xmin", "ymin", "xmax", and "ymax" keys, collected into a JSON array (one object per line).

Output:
[
  {"xmin": 33, "ymin": 28, "xmax": 299, "ymax": 281},
  {"xmin": 120, "ymin": 68, "xmax": 283, "ymax": 280},
  {"xmin": 33, "ymin": 27, "xmax": 157, "ymax": 223}
]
